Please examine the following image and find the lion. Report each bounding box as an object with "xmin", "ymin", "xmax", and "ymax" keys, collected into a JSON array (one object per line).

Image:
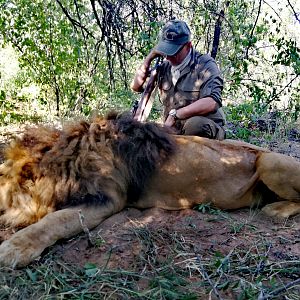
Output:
[{"xmin": 0, "ymin": 112, "xmax": 299, "ymax": 268}]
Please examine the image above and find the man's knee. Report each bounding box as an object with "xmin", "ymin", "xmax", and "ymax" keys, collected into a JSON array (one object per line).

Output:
[
  {"xmin": 216, "ymin": 126, "xmax": 226, "ymax": 140},
  {"xmin": 182, "ymin": 116, "xmax": 225, "ymax": 140}
]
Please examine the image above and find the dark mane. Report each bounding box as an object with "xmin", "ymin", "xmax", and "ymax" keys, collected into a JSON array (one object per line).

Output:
[
  {"xmin": 62, "ymin": 112, "xmax": 176, "ymax": 206},
  {"xmin": 0, "ymin": 112, "xmax": 176, "ymax": 213},
  {"xmin": 113, "ymin": 113, "xmax": 176, "ymax": 203}
]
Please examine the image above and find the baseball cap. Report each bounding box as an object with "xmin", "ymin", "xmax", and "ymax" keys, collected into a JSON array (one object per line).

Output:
[{"xmin": 155, "ymin": 20, "xmax": 191, "ymax": 56}]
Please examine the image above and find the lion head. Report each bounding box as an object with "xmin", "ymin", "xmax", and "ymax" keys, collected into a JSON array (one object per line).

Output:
[{"xmin": 0, "ymin": 113, "xmax": 175, "ymax": 227}]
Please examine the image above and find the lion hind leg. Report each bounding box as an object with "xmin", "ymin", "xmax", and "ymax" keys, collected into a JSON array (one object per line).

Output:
[
  {"xmin": 257, "ymin": 152, "xmax": 300, "ymax": 201},
  {"xmin": 257, "ymin": 152, "xmax": 300, "ymax": 218}
]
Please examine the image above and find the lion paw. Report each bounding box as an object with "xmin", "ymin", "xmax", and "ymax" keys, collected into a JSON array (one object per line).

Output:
[
  {"xmin": 0, "ymin": 233, "xmax": 42, "ymax": 268},
  {"xmin": 262, "ymin": 201, "xmax": 300, "ymax": 218}
]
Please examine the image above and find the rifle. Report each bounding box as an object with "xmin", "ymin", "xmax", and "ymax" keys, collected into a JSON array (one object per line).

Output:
[
  {"xmin": 211, "ymin": 1, "xmax": 229, "ymax": 59},
  {"xmin": 132, "ymin": 57, "xmax": 162, "ymax": 122}
]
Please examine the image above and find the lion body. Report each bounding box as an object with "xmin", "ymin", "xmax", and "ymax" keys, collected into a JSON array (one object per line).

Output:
[
  {"xmin": 137, "ymin": 137, "xmax": 263, "ymax": 211},
  {"xmin": 0, "ymin": 114, "xmax": 299, "ymax": 268}
]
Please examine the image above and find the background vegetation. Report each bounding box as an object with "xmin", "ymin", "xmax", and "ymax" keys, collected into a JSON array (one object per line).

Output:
[{"xmin": 0, "ymin": 0, "xmax": 299, "ymax": 131}]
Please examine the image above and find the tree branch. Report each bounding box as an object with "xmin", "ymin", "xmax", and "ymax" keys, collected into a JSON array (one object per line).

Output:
[
  {"xmin": 286, "ymin": 0, "xmax": 300, "ymax": 23},
  {"xmin": 245, "ymin": 0, "xmax": 262, "ymax": 59},
  {"xmin": 263, "ymin": 0, "xmax": 282, "ymax": 21},
  {"xmin": 74, "ymin": 0, "xmax": 90, "ymax": 66},
  {"xmin": 263, "ymin": 74, "xmax": 299, "ymax": 108},
  {"xmin": 56, "ymin": 0, "xmax": 94, "ymax": 38}
]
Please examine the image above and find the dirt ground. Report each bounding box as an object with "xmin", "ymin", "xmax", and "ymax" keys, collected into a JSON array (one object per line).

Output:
[
  {"xmin": 0, "ymin": 124, "xmax": 299, "ymax": 299},
  {"xmin": 48, "ymin": 207, "xmax": 300, "ymax": 270}
]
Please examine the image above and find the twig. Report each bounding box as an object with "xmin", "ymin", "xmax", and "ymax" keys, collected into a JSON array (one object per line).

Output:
[
  {"xmin": 245, "ymin": 0, "xmax": 262, "ymax": 59},
  {"xmin": 78, "ymin": 209, "xmax": 94, "ymax": 247},
  {"xmin": 196, "ymin": 255, "xmax": 224, "ymax": 300},
  {"xmin": 286, "ymin": 0, "xmax": 300, "ymax": 24},
  {"xmin": 254, "ymin": 243, "xmax": 272, "ymax": 276},
  {"xmin": 56, "ymin": 0, "xmax": 94, "ymax": 37},
  {"xmin": 262, "ymin": 74, "xmax": 299, "ymax": 109},
  {"xmin": 259, "ymin": 278, "xmax": 300, "ymax": 299},
  {"xmin": 262, "ymin": 0, "xmax": 282, "ymax": 21}
]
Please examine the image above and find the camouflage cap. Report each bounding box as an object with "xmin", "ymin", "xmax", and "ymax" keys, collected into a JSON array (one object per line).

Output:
[{"xmin": 155, "ymin": 20, "xmax": 191, "ymax": 56}]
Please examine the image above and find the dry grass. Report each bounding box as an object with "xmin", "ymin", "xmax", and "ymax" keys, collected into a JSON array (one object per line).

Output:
[{"xmin": 1, "ymin": 208, "xmax": 299, "ymax": 300}]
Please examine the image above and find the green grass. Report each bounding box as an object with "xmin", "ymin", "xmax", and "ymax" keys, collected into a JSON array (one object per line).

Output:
[
  {"xmin": 1, "ymin": 215, "xmax": 299, "ymax": 300},
  {"xmin": 0, "ymin": 111, "xmax": 43, "ymax": 125}
]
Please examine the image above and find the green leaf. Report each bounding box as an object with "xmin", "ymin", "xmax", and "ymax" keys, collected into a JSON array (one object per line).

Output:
[{"xmin": 26, "ymin": 269, "xmax": 37, "ymax": 282}]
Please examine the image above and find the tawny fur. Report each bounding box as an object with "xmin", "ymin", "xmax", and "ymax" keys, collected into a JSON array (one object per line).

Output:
[
  {"xmin": 0, "ymin": 113, "xmax": 299, "ymax": 268},
  {"xmin": 0, "ymin": 113, "xmax": 174, "ymax": 227}
]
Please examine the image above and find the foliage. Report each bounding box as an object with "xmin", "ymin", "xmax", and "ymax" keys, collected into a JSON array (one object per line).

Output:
[
  {"xmin": 224, "ymin": 100, "xmax": 300, "ymax": 143},
  {"xmin": 0, "ymin": 3, "xmax": 299, "ymax": 298},
  {"xmin": 0, "ymin": 0, "xmax": 299, "ymax": 123},
  {"xmin": 194, "ymin": 202, "xmax": 222, "ymax": 215}
]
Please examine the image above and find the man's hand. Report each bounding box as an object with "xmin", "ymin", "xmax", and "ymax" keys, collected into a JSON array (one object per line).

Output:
[
  {"xmin": 148, "ymin": 48, "xmax": 164, "ymax": 60},
  {"xmin": 164, "ymin": 115, "xmax": 176, "ymax": 128},
  {"xmin": 144, "ymin": 49, "xmax": 163, "ymax": 70},
  {"xmin": 131, "ymin": 49, "xmax": 163, "ymax": 93}
]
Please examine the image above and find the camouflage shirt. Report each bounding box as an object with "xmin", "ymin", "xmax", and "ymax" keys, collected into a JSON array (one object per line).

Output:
[{"xmin": 157, "ymin": 48, "xmax": 226, "ymax": 126}]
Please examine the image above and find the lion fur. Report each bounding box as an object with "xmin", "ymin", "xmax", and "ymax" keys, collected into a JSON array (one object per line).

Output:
[
  {"xmin": 0, "ymin": 113, "xmax": 299, "ymax": 268},
  {"xmin": 0, "ymin": 113, "xmax": 174, "ymax": 227}
]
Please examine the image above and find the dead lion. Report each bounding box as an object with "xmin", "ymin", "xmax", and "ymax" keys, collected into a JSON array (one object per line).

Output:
[{"xmin": 0, "ymin": 113, "xmax": 299, "ymax": 268}]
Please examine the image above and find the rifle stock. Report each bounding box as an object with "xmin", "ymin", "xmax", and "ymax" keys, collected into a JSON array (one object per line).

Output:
[{"xmin": 132, "ymin": 58, "xmax": 162, "ymax": 122}]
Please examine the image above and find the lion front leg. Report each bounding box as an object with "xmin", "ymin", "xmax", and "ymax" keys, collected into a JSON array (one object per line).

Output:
[{"xmin": 0, "ymin": 201, "xmax": 122, "ymax": 268}]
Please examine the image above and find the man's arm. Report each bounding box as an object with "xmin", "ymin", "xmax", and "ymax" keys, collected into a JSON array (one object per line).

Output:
[
  {"xmin": 177, "ymin": 97, "xmax": 219, "ymax": 118},
  {"xmin": 164, "ymin": 97, "xmax": 219, "ymax": 127}
]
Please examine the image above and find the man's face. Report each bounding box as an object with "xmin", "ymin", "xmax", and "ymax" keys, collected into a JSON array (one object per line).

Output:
[{"xmin": 166, "ymin": 43, "xmax": 190, "ymax": 66}]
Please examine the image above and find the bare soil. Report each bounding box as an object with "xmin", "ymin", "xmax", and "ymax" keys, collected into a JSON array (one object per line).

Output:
[
  {"xmin": 50, "ymin": 207, "xmax": 300, "ymax": 273},
  {"xmin": 0, "ymin": 124, "xmax": 299, "ymax": 299}
]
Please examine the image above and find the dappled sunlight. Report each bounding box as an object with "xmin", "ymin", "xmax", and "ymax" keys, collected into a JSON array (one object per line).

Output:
[
  {"xmin": 162, "ymin": 164, "xmax": 182, "ymax": 175},
  {"xmin": 174, "ymin": 137, "xmax": 190, "ymax": 144},
  {"xmin": 178, "ymin": 197, "xmax": 193, "ymax": 208},
  {"xmin": 0, "ymin": 45, "xmax": 19, "ymax": 81},
  {"xmin": 196, "ymin": 69, "xmax": 212, "ymax": 85},
  {"xmin": 127, "ymin": 215, "xmax": 156, "ymax": 227},
  {"xmin": 220, "ymin": 155, "xmax": 244, "ymax": 165}
]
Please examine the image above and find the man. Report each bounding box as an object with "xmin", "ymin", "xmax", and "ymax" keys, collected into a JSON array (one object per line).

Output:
[{"xmin": 131, "ymin": 19, "xmax": 226, "ymax": 140}]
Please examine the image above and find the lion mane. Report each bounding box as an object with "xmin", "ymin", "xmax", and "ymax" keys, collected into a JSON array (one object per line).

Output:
[
  {"xmin": 0, "ymin": 112, "xmax": 299, "ymax": 268},
  {"xmin": 0, "ymin": 113, "xmax": 174, "ymax": 227}
]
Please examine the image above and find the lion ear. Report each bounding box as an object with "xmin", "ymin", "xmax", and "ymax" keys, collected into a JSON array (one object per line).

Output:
[
  {"xmin": 89, "ymin": 109, "xmax": 119, "ymax": 121},
  {"xmin": 89, "ymin": 109, "xmax": 100, "ymax": 119},
  {"xmin": 106, "ymin": 111, "xmax": 120, "ymax": 120}
]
